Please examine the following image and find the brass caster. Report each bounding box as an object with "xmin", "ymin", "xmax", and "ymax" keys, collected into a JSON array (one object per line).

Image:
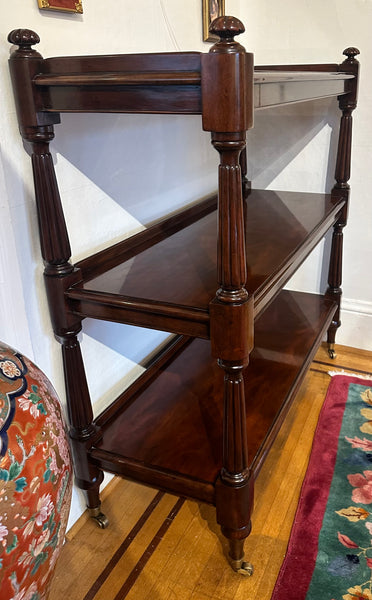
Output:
[
  {"xmin": 92, "ymin": 512, "xmax": 109, "ymax": 528},
  {"xmin": 328, "ymin": 344, "xmax": 337, "ymax": 360},
  {"xmin": 88, "ymin": 506, "xmax": 109, "ymax": 529},
  {"xmin": 230, "ymin": 558, "xmax": 254, "ymax": 577}
]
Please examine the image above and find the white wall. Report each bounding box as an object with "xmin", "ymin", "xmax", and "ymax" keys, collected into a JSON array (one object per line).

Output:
[
  {"xmin": 1, "ymin": 0, "xmax": 371, "ymax": 528},
  {"xmin": 238, "ymin": 0, "xmax": 372, "ymax": 349}
]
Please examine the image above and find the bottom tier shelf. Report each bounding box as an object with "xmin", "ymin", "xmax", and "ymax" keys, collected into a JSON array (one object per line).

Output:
[{"xmin": 90, "ymin": 290, "xmax": 336, "ymax": 504}]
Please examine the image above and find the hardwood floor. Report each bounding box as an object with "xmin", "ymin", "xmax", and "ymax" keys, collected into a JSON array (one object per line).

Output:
[{"xmin": 50, "ymin": 343, "xmax": 372, "ymax": 600}]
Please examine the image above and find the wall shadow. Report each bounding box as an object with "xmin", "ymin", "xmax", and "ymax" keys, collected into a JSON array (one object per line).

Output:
[{"xmin": 46, "ymin": 99, "xmax": 341, "ymax": 362}]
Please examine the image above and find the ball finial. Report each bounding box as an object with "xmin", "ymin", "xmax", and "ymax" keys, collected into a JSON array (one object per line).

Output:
[
  {"xmin": 343, "ymin": 47, "xmax": 360, "ymax": 62},
  {"xmin": 8, "ymin": 29, "xmax": 40, "ymax": 49},
  {"xmin": 208, "ymin": 16, "xmax": 245, "ymax": 54},
  {"xmin": 210, "ymin": 16, "xmax": 245, "ymax": 42}
]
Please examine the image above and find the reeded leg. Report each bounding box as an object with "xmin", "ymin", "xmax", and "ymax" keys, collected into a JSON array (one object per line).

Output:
[
  {"xmin": 326, "ymin": 221, "xmax": 343, "ymax": 359},
  {"xmin": 215, "ymin": 362, "xmax": 255, "ymax": 576},
  {"xmin": 11, "ymin": 84, "xmax": 111, "ymax": 531},
  {"xmin": 202, "ymin": 18, "xmax": 256, "ymax": 574},
  {"xmin": 60, "ymin": 333, "xmax": 108, "ymax": 527},
  {"xmin": 326, "ymin": 47, "xmax": 360, "ymax": 358}
]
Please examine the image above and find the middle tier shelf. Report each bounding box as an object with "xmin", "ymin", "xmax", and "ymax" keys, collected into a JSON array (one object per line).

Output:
[{"xmin": 67, "ymin": 188, "xmax": 345, "ymax": 338}]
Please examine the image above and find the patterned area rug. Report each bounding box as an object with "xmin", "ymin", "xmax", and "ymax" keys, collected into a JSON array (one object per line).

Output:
[{"xmin": 271, "ymin": 374, "xmax": 372, "ymax": 600}]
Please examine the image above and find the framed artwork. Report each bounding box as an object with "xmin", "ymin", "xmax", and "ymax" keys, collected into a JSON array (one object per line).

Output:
[
  {"xmin": 38, "ymin": 0, "xmax": 83, "ymax": 13},
  {"xmin": 202, "ymin": 0, "xmax": 225, "ymax": 42}
]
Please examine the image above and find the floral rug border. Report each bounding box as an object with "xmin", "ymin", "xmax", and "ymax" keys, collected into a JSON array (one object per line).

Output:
[{"xmin": 271, "ymin": 374, "xmax": 372, "ymax": 600}]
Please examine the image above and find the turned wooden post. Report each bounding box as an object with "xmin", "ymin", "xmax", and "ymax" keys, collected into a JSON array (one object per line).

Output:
[
  {"xmin": 8, "ymin": 30, "xmax": 107, "ymax": 525},
  {"xmin": 201, "ymin": 16, "xmax": 254, "ymax": 574},
  {"xmin": 326, "ymin": 47, "xmax": 360, "ymax": 358}
]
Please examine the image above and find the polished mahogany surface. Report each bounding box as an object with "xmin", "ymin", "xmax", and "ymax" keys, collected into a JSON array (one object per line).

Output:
[
  {"xmin": 91, "ymin": 290, "xmax": 336, "ymax": 501},
  {"xmin": 68, "ymin": 189, "xmax": 344, "ymax": 333},
  {"xmin": 32, "ymin": 54, "xmax": 353, "ymax": 114},
  {"xmin": 32, "ymin": 53, "xmax": 203, "ymax": 115}
]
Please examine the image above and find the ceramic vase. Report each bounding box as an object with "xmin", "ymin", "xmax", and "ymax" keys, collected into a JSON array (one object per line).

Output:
[{"xmin": 0, "ymin": 341, "xmax": 72, "ymax": 600}]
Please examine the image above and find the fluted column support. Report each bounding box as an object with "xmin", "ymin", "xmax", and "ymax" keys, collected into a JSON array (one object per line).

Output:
[
  {"xmin": 220, "ymin": 362, "xmax": 249, "ymax": 480},
  {"xmin": 201, "ymin": 16, "xmax": 255, "ymax": 573},
  {"xmin": 30, "ymin": 130, "xmax": 72, "ymax": 272},
  {"xmin": 326, "ymin": 47, "xmax": 360, "ymax": 358},
  {"xmin": 8, "ymin": 29, "xmax": 104, "ymax": 512},
  {"xmin": 28, "ymin": 126, "xmax": 103, "ymax": 504},
  {"xmin": 214, "ymin": 135, "xmax": 248, "ymax": 295}
]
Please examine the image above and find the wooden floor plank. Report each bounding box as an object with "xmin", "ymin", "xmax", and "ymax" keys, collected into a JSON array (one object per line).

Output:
[
  {"xmin": 51, "ymin": 480, "xmax": 159, "ymax": 598},
  {"xmin": 49, "ymin": 343, "xmax": 372, "ymax": 600},
  {"xmin": 314, "ymin": 342, "xmax": 372, "ymax": 374},
  {"xmin": 94, "ymin": 495, "xmax": 180, "ymax": 600}
]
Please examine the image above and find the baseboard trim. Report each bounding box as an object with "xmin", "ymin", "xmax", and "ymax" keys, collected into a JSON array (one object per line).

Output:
[
  {"xmin": 342, "ymin": 298, "xmax": 372, "ymax": 316},
  {"xmin": 338, "ymin": 298, "xmax": 372, "ymax": 351}
]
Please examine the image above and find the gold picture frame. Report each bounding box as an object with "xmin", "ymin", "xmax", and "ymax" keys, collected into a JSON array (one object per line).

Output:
[
  {"xmin": 38, "ymin": 0, "xmax": 83, "ymax": 13},
  {"xmin": 202, "ymin": 0, "xmax": 225, "ymax": 42}
]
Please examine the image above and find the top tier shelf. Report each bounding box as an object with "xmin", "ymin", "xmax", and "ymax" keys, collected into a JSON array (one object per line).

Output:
[
  {"xmin": 8, "ymin": 22, "xmax": 357, "ymax": 133},
  {"xmin": 32, "ymin": 52, "xmax": 354, "ymax": 114}
]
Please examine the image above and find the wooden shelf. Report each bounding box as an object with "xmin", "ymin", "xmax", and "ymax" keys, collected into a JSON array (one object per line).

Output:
[
  {"xmin": 90, "ymin": 290, "xmax": 336, "ymax": 504},
  {"xmin": 32, "ymin": 54, "xmax": 353, "ymax": 114},
  {"xmin": 67, "ymin": 189, "xmax": 345, "ymax": 338},
  {"xmin": 254, "ymin": 70, "xmax": 354, "ymax": 109}
]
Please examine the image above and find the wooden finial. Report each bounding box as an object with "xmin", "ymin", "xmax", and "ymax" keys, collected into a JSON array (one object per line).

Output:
[
  {"xmin": 343, "ymin": 47, "xmax": 360, "ymax": 62},
  {"xmin": 209, "ymin": 16, "xmax": 245, "ymax": 53},
  {"xmin": 8, "ymin": 29, "xmax": 40, "ymax": 54}
]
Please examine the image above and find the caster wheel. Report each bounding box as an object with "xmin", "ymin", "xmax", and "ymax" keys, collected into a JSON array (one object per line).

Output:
[
  {"xmin": 92, "ymin": 512, "xmax": 109, "ymax": 529},
  {"xmin": 88, "ymin": 505, "xmax": 109, "ymax": 528},
  {"xmin": 328, "ymin": 349, "xmax": 336, "ymax": 359},
  {"xmin": 235, "ymin": 561, "xmax": 254, "ymax": 577},
  {"xmin": 229, "ymin": 557, "xmax": 254, "ymax": 576}
]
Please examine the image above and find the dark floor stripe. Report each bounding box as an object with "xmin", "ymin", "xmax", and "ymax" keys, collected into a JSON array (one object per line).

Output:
[
  {"xmin": 82, "ymin": 490, "xmax": 164, "ymax": 600},
  {"xmin": 313, "ymin": 359, "xmax": 372, "ymax": 377},
  {"xmin": 310, "ymin": 367, "xmax": 329, "ymax": 374},
  {"xmin": 113, "ymin": 497, "xmax": 185, "ymax": 600}
]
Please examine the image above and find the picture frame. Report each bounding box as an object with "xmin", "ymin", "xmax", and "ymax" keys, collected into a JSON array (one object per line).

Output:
[
  {"xmin": 38, "ymin": 0, "xmax": 83, "ymax": 14},
  {"xmin": 202, "ymin": 0, "xmax": 225, "ymax": 42}
]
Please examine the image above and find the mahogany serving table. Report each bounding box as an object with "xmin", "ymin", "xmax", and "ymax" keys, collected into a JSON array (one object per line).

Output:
[{"xmin": 8, "ymin": 16, "xmax": 359, "ymax": 575}]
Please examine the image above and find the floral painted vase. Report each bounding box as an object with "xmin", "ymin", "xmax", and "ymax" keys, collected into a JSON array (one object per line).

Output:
[{"xmin": 0, "ymin": 341, "xmax": 72, "ymax": 600}]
